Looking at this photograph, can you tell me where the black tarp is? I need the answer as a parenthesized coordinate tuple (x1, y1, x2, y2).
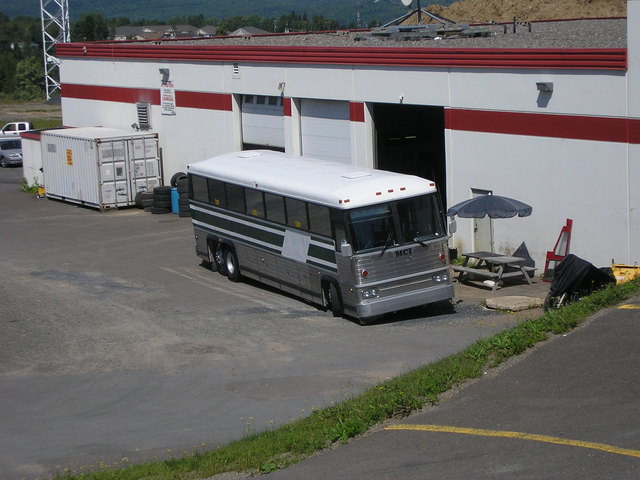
(549, 254, 614, 297)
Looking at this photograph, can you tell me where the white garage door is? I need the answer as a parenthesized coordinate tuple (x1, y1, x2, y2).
(301, 99, 351, 163)
(242, 95, 285, 149)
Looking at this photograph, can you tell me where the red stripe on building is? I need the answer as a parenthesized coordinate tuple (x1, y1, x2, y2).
(445, 108, 635, 143)
(629, 118, 640, 144)
(55, 44, 627, 71)
(60, 84, 639, 144)
(350, 102, 365, 122)
(61, 84, 232, 111)
(62, 84, 159, 104)
(175, 91, 232, 111)
(283, 97, 292, 117)
(21, 132, 41, 140)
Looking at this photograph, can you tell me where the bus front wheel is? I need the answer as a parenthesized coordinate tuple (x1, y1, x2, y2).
(224, 248, 241, 282)
(327, 282, 343, 318)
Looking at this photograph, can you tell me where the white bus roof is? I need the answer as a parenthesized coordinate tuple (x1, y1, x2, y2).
(188, 150, 438, 209)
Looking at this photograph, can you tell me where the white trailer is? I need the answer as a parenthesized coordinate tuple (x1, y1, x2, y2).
(40, 127, 162, 210)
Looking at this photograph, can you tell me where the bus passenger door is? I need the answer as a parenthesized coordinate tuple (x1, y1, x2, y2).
(279, 229, 312, 296)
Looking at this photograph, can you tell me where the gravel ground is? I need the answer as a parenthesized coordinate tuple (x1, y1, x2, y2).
(168, 18, 626, 49)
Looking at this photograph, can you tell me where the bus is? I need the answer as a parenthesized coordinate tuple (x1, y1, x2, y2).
(188, 150, 454, 323)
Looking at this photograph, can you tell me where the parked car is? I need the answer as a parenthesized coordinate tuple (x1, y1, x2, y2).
(0, 138, 23, 167)
(1, 121, 33, 136)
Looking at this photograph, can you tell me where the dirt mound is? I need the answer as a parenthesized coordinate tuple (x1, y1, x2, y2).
(426, 0, 627, 23)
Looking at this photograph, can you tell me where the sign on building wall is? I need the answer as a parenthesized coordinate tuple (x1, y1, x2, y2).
(160, 82, 176, 116)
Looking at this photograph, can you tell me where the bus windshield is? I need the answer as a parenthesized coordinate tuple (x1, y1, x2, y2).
(348, 204, 398, 253)
(348, 193, 446, 253)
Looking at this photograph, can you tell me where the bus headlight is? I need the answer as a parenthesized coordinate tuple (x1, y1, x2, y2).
(361, 287, 379, 299)
(432, 273, 450, 283)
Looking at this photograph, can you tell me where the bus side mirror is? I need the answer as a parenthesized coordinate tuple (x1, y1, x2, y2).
(340, 242, 353, 257)
(448, 219, 457, 234)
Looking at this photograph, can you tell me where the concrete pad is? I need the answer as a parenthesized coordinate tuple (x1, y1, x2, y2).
(485, 295, 544, 311)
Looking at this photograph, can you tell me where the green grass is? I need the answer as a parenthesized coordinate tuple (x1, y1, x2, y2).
(0, 99, 62, 130)
(54, 278, 640, 480)
(20, 177, 40, 194)
(31, 117, 63, 129)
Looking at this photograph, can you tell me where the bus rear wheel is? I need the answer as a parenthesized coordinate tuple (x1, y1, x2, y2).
(207, 243, 219, 273)
(224, 248, 241, 282)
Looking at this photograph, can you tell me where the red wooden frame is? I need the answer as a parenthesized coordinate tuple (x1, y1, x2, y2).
(543, 218, 573, 281)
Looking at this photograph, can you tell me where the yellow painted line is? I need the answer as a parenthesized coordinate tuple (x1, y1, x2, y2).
(384, 425, 640, 458)
(618, 304, 640, 309)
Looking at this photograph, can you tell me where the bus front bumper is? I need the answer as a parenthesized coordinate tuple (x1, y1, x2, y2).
(355, 283, 454, 319)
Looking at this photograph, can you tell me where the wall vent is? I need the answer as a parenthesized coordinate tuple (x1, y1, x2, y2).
(233, 63, 240, 78)
(136, 102, 151, 130)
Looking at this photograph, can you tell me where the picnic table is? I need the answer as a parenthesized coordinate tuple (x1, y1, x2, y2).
(451, 250, 534, 291)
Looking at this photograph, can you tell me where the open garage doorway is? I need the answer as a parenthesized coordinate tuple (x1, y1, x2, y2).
(373, 104, 446, 208)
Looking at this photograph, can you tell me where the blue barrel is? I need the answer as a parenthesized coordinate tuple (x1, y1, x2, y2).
(171, 187, 179, 214)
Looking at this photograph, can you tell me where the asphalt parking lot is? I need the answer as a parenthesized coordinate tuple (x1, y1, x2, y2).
(0, 167, 547, 480)
(268, 301, 640, 479)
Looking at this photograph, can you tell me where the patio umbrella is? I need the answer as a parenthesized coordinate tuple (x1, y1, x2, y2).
(447, 194, 532, 219)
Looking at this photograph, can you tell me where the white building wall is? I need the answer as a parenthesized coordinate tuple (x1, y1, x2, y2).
(353, 67, 450, 105)
(21, 136, 44, 186)
(61, 59, 228, 92)
(284, 98, 302, 155)
(448, 131, 630, 266)
(61, 97, 131, 128)
(627, 0, 640, 264)
(56, 2, 639, 267)
(157, 107, 236, 174)
(286, 65, 354, 100)
(449, 69, 627, 115)
(225, 63, 285, 97)
(350, 103, 375, 169)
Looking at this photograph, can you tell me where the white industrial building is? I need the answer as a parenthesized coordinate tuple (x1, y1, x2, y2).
(30, 1, 639, 268)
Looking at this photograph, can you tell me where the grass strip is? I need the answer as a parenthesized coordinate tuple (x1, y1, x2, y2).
(56, 278, 640, 480)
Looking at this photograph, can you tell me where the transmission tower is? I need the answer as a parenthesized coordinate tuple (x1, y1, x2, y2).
(40, 0, 70, 100)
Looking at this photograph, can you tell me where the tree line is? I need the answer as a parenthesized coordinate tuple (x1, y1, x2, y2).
(71, 11, 363, 40)
(1, 11, 370, 101)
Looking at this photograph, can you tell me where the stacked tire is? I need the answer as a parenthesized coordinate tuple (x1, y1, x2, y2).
(135, 190, 154, 211)
(175, 174, 190, 218)
(151, 185, 173, 214)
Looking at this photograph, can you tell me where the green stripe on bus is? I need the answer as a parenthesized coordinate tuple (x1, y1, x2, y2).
(193, 202, 286, 233)
(310, 236, 334, 247)
(195, 221, 282, 256)
(308, 243, 337, 265)
(307, 259, 338, 273)
(193, 209, 284, 248)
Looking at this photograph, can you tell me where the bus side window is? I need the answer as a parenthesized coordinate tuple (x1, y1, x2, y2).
(308, 203, 331, 237)
(245, 189, 265, 218)
(208, 179, 227, 208)
(285, 197, 308, 230)
(191, 175, 209, 202)
(265, 193, 286, 224)
(226, 183, 245, 213)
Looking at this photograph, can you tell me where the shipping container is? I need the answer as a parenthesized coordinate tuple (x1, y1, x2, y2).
(40, 127, 162, 210)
